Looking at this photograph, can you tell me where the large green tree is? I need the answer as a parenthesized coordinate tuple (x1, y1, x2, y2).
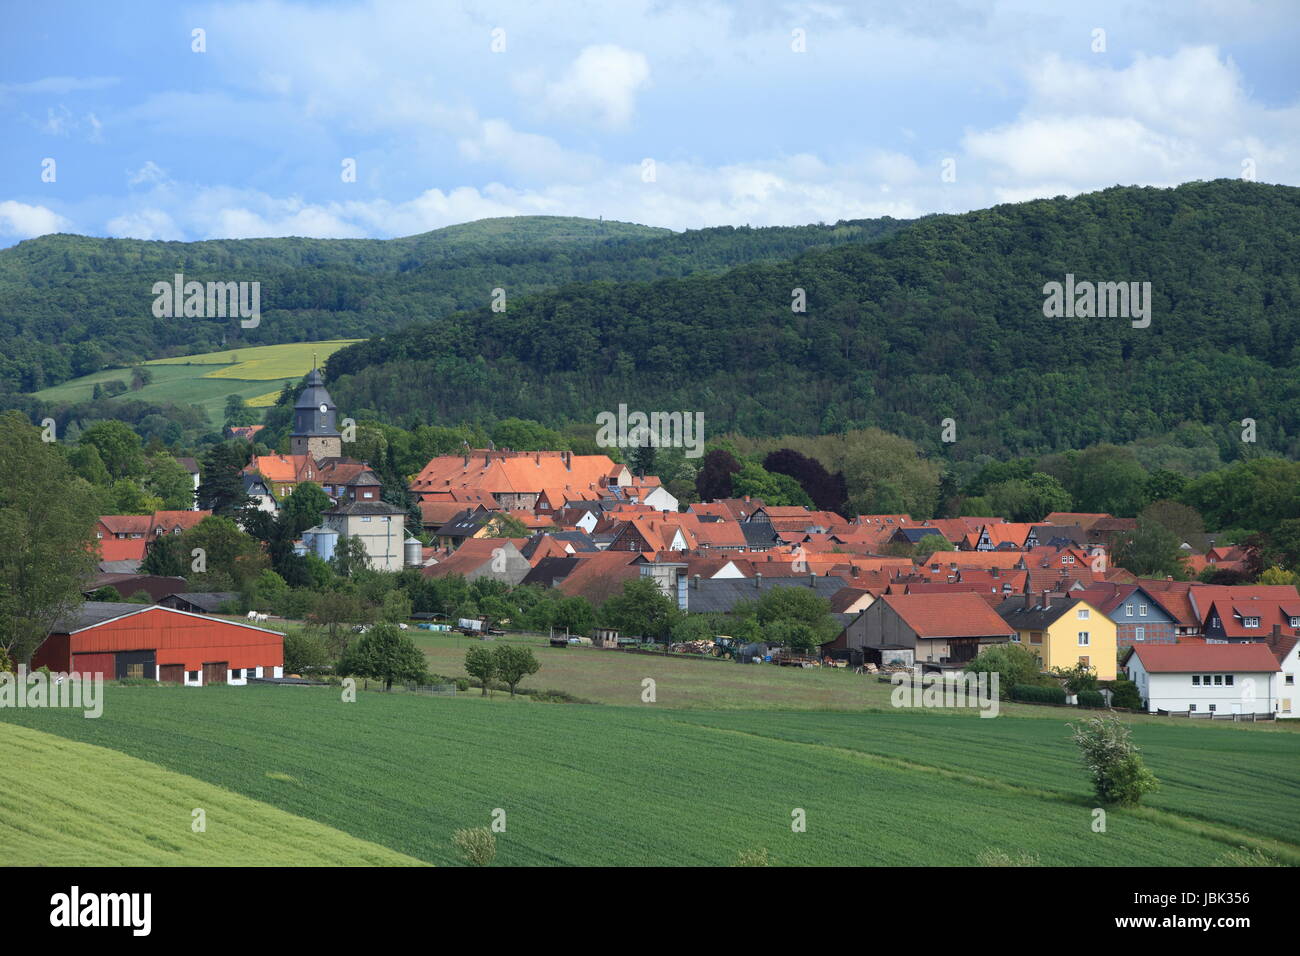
(0, 412, 100, 665)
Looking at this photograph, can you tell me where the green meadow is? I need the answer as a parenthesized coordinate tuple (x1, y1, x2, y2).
(32, 339, 360, 422)
(3, 684, 1295, 867)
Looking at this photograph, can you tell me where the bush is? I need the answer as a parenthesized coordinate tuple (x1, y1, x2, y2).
(1011, 683, 1066, 705)
(734, 848, 773, 867)
(451, 827, 496, 866)
(1077, 690, 1106, 708)
(454, 678, 470, 693)
(283, 629, 331, 673)
(976, 848, 1040, 867)
(966, 643, 1049, 695)
(1069, 715, 1159, 807)
(1107, 679, 1143, 710)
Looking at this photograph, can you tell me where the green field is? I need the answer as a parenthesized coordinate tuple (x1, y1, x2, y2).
(0, 723, 424, 866)
(3, 684, 1296, 866)
(33, 340, 360, 422)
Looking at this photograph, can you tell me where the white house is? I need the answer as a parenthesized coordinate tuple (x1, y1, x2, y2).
(1126, 643, 1281, 716)
(1270, 632, 1299, 718)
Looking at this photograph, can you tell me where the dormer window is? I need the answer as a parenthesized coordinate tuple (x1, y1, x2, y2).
(1244, 616, 1260, 628)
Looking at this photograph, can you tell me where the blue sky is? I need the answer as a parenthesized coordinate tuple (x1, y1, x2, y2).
(2, 0, 1298, 244)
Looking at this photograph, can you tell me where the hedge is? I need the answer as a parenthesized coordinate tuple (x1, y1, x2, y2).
(1077, 690, 1107, 708)
(1011, 684, 1067, 704)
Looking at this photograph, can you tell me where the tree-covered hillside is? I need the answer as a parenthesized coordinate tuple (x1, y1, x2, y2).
(325, 180, 1300, 459)
(0, 215, 908, 392)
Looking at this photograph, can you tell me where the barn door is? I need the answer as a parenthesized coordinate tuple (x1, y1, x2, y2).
(202, 662, 228, 685)
(158, 664, 184, 684)
(115, 650, 156, 680)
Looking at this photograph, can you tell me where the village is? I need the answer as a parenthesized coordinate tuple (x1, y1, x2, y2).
(55, 371, 1300, 721)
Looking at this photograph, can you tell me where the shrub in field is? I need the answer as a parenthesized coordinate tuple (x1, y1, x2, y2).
(1077, 690, 1106, 708)
(1051, 661, 1099, 695)
(454, 678, 470, 693)
(1069, 715, 1159, 807)
(1011, 684, 1066, 705)
(452, 827, 496, 866)
(734, 848, 773, 867)
(977, 848, 1040, 867)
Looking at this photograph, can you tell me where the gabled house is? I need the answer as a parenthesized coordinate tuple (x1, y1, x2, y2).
(996, 592, 1118, 680)
(1124, 643, 1281, 716)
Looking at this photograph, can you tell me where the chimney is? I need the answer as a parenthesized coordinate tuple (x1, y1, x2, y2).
(990, 566, 999, 578)
(693, 574, 700, 590)
(1041, 589, 1051, 610)
(756, 573, 762, 588)
(563, 451, 572, 470)
(1024, 590, 1034, 609)
(1272, 623, 1281, 640)
(850, 565, 859, 578)
(462, 451, 469, 467)
(809, 573, 816, 588)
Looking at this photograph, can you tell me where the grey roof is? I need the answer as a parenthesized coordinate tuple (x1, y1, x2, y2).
(741, 523, 779, 548)
(98, 559, 142, 573)
(995, 596, 1080, 630)
(893, 527, 945, 543)
(520, 557, 580, 588)
(327, 499, 405, 516)
(685, 577, 850, 615)
(164, 591, 238, 612)
(294, 368, 336, 411)
(435, 508, 493, 536)
(53, 602, 148, 633)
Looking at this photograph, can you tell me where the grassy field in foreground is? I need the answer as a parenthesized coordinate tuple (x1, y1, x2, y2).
(0, 723, 425, 866)
(3, 685, 1295, 866)
(412, 632, 1300, 730)
(32, 340, 359, 421)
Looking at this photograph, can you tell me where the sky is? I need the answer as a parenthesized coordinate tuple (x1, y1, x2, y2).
(1, 0, 1298, 245)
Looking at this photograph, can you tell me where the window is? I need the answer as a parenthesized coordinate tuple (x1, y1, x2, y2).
(1244, 616, 1260, 628)
(1078, 656, 1089, 667)
(1030, 632, 1042, 645)
(1077, 608, 1090, 620)
(1139, 604, 1147, 617)
(1189, 704, 1197, 712)
(1077, 632, 1090, 646)
(187, 671, 199, 682)
(1125, 604, 1133, 617)
(361, 516, 372, 522)
(1213, 675, 1223, 685)
(1192, 675, 1200, 685)
(1135, 627, 1145, 642)
(1287, 675, 1295, 686)
(231, 668, 242, 680)
(1011, 632, 1021, 642)
(1291, 617, 1300, 628)
(1209, 704, 1217, 712)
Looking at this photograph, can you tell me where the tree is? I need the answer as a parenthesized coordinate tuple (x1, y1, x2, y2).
(754, 586, 840, 648)
(197, 441, 252, 516)
(600, 578, 677, 641)
(695, 449, 741, 502)
(224, 394, 261, 427)
(78, 420, 145, 481)
(308, 591, 368, 657)
(912, 534, 952, 562)
(140, 532, 190, 577)
(964, 643, 1047, 695)
(1113, 520, 1189, 579)
(1068, 715, 1159, 807)
(184, 515, 268, 590)
(379, 589, 413, 623)
(280, 481, 332, 535)
(763, 448, 847, 512)
(337, 621, 427, 691)
(1139, 500, 1207, 551)
(330, 534, 371, 577)
(732, 461, 813, 508)
(1067, 444, 1149, 517)
(492, 643, 540, 696)
(0, 412, 101, 665)
(1051, 661, 1099, 695)
(986, 472, 1072, 523)
(487, 514, 530, 538)
(144, 454, 198, 510)
(839, 429, 941, 518)
(464, 644, 496, 696)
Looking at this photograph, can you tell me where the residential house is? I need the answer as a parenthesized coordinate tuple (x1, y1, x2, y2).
(996, 592, 1118, 680)
(832, 593, 1016, 668)
(1125, 643, 1281, 716)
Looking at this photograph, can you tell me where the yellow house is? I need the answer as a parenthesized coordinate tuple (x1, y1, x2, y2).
(996, 594, 1118, 680)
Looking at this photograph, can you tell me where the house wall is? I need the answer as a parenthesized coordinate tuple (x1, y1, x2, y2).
(326, 513, 405, 571)
(1128, 658, 1276, 714)
(1044, 606, 1117, 680)
(1277, 647, 1298, 719)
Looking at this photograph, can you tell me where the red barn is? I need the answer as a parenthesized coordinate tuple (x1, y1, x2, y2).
(32, 602, 284, 686)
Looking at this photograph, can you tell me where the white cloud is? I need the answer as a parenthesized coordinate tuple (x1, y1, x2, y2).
(0, 201, 72, 239)
(105, 208, 183, 241)
(526, 44, 651, 129)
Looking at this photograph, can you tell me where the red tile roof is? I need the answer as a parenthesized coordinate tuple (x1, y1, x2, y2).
(880, 593, 1017, 639)
(1129, 643, 1281, 673)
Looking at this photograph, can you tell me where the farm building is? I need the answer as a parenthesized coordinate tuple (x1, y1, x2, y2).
(31, 603, 284, 686)
(158, 592, 239, 615)
(827, 593, 1016, 669)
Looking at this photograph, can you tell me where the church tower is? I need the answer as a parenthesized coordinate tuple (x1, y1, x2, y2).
(290, 366, 343, 460)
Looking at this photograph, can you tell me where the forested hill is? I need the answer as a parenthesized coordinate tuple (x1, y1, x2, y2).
(0, 214, 909, 392)
(325, 180, 1300, 458)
